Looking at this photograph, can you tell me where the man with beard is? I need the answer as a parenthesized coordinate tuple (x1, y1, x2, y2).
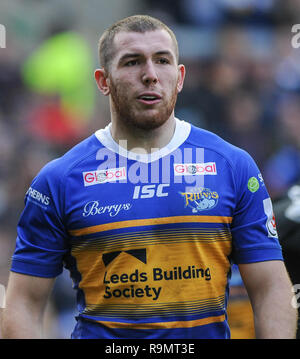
(2, 15, 297, 339)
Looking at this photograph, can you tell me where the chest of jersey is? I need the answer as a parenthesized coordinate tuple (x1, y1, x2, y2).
(64, 152, 233, 315)
(65, 153, 235, 230)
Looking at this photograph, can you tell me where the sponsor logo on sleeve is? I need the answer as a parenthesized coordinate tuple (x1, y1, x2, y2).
(83, 167, 127, 186)
(174, 162, 217, 176)
(248, 177, 260, 193)
(263, 198, 278, 238)
(26, 187, 50, 207)
(258, 173, 265, 186)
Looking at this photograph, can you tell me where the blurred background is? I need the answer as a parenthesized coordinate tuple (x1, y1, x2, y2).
(0, 0, 300, 339)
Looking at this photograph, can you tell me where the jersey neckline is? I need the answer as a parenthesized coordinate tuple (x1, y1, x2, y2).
(94, 118, 191, 163)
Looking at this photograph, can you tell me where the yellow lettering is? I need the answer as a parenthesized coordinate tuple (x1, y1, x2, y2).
(182, 192, 194, 206)
(212, 192, 219, 199)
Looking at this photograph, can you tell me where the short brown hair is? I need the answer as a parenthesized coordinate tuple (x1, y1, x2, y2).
(98, 15, 179, 72)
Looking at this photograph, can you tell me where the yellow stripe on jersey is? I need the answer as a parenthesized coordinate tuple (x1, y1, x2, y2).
(69, 215, 233, 237)
(94, 314, 226, 329)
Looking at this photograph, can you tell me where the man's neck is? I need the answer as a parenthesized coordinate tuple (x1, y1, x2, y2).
(110, 115, 176, 154)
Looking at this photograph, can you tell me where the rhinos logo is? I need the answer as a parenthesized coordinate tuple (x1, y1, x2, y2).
(180, 188, 219, 213)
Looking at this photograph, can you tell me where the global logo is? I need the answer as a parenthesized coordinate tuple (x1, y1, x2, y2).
(96, 172, 108, 183)
(174, 162, 217, 176)
(187, 165, 197, 174)
(180, 187, 219, 213)
(82, 167, 127, 186)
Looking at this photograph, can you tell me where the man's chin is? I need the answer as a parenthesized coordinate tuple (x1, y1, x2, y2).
(129, 115, 170, 131)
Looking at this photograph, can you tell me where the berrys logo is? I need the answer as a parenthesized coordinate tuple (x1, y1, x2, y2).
(174, 162, 217, 176)
(82, 201, 132, 217)
(83, 167, 126, 186)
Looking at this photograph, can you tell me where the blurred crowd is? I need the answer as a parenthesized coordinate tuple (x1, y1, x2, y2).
(0, 0, 300, 338)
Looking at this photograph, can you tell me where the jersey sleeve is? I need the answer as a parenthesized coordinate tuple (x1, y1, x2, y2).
(230, 149, 283, 264)
(11, 160, 69, 278)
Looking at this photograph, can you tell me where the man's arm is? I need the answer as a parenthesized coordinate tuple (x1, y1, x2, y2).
(239, 260, 298, 339)
(1, 272, 55, 339)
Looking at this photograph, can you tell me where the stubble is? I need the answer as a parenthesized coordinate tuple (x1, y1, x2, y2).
(109, 76, 178, 131)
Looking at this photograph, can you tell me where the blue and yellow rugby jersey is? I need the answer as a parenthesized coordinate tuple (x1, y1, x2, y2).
(11, 119, 283, 339)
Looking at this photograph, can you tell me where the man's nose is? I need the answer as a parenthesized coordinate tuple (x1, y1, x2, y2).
(141, 61, 158, 85)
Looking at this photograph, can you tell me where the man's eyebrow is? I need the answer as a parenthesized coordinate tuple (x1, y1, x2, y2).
(154, 50, 173, 57)
(118, 50, 174, 63)
(118, 53, 141, 63)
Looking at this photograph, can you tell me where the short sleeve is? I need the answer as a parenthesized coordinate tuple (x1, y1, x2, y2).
(11, 160, 69, 278)
(230, 150, 283, 264)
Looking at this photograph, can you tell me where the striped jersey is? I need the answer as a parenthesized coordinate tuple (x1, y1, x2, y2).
(11, 118, 283, 339)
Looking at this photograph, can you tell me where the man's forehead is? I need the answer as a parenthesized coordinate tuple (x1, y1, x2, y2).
(113, 29, 176, 57)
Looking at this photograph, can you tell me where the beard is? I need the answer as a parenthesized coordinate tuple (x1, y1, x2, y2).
(109, 77, 178, 131)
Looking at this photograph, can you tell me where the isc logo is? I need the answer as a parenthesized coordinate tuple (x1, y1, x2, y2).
(133, 184, 169, 199)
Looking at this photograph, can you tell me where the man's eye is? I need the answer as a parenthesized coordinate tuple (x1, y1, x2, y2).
(125, 60, 138, 66)
(158, 58, 170, 64)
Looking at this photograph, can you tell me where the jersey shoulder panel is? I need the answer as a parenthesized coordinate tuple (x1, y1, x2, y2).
(185, 124, 260, 195)
(42, 134, 103, 179)
(186, 124, 253, 167)
(28, 134, 102, 217)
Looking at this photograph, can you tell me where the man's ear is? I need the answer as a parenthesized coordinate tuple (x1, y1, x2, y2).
(94, 68, 110, 96)
(176, 64, 186, 93)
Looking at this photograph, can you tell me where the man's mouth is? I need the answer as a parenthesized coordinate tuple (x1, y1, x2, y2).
(137, 93, 162, 105)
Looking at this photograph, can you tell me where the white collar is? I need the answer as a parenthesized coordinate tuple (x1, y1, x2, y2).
(95, 118, 191, 163)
